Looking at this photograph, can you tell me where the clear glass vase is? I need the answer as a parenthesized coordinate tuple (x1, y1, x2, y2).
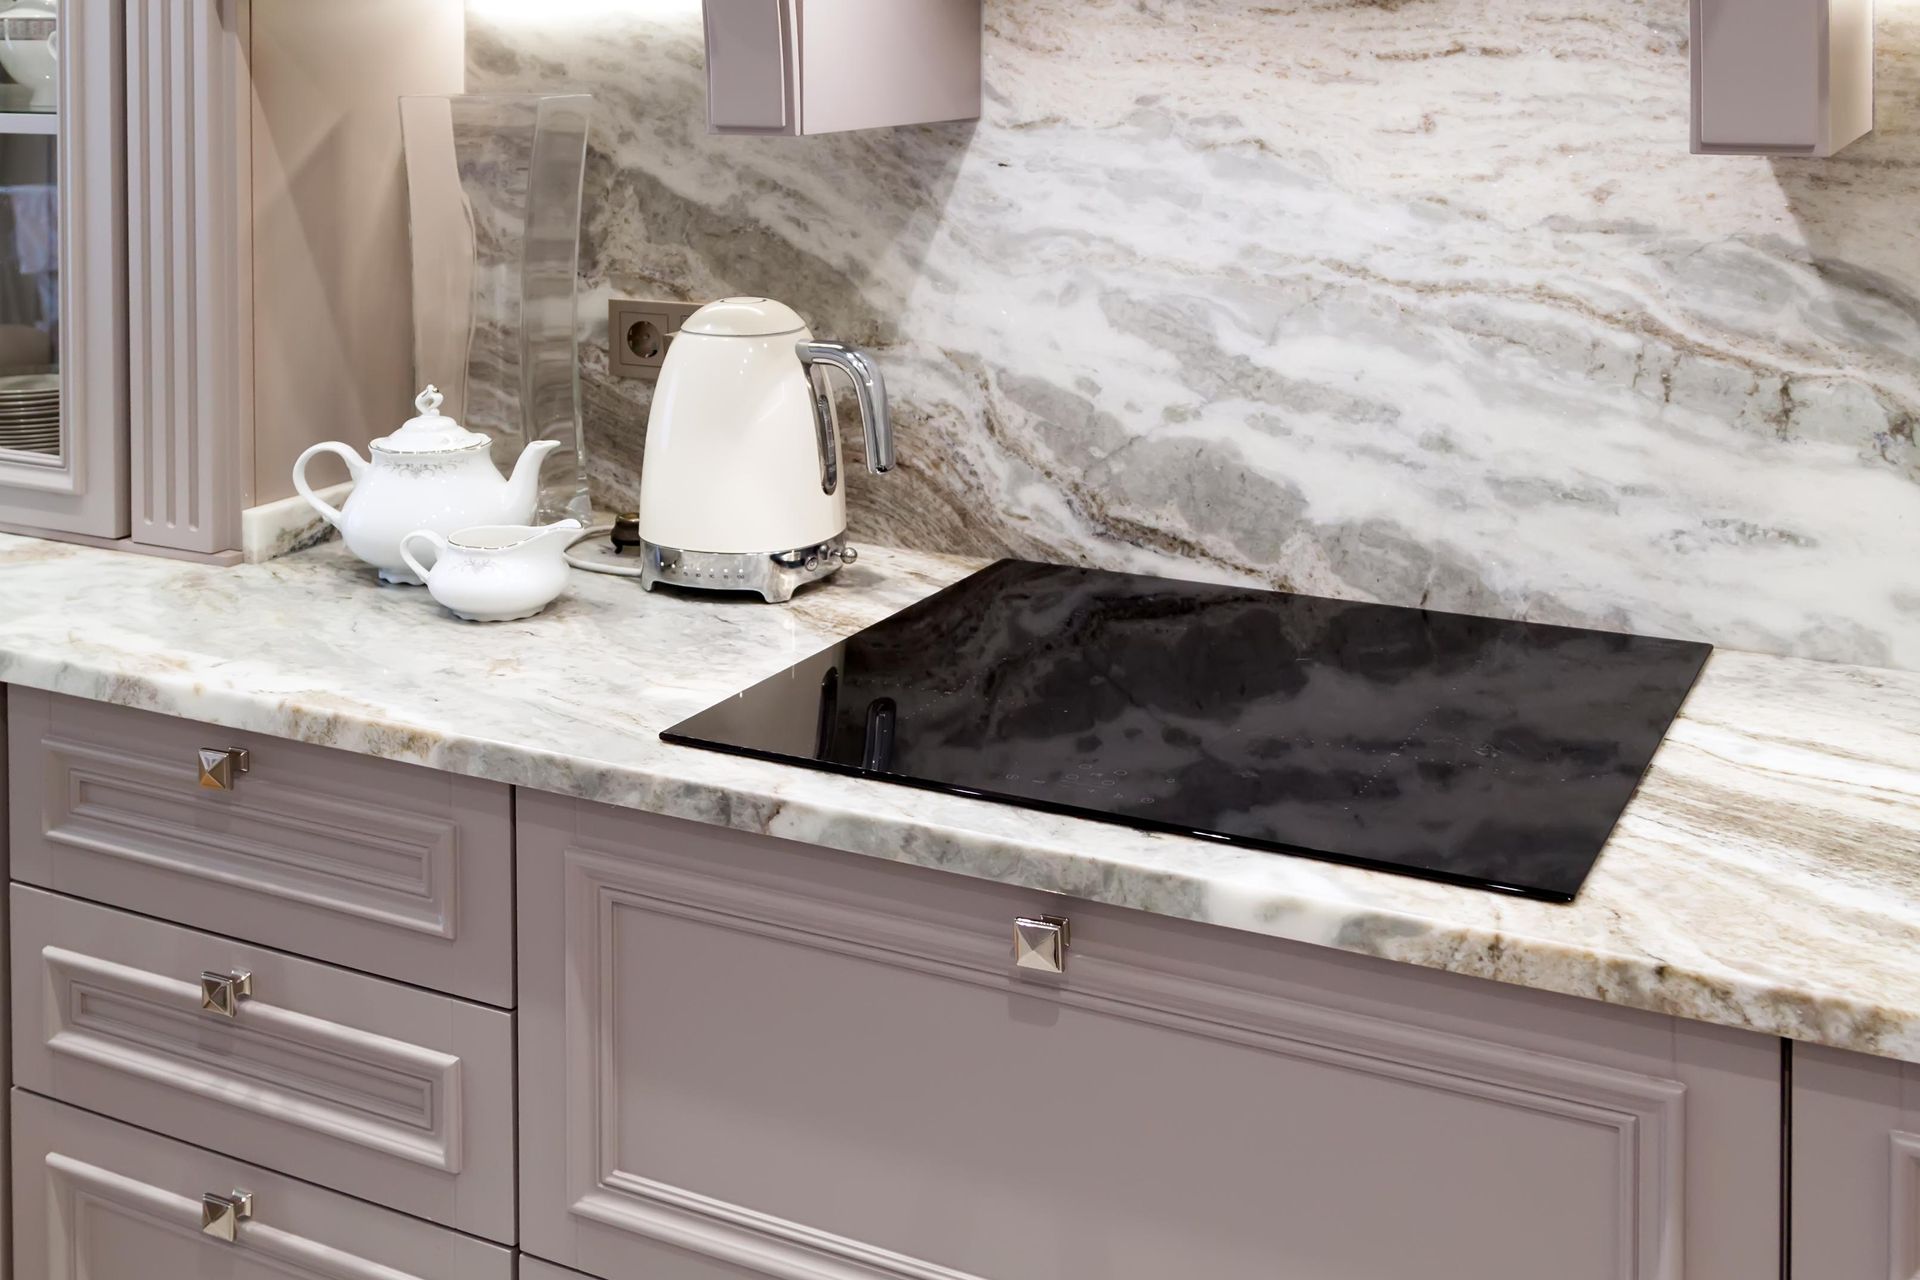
(401, 93, 593, 523)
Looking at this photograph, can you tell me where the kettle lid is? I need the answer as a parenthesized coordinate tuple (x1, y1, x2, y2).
(680, 297, 807, 338)
(373, 386, 491, 454)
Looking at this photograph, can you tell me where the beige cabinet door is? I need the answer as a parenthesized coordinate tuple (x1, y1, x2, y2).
(518, 790, 1781, 1280)
(1792, 1044, 1920, 1279)
(12, 1090, 513, 1279)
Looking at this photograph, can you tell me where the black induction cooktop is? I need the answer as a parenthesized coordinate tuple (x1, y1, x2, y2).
(662, 561, 1712, 901)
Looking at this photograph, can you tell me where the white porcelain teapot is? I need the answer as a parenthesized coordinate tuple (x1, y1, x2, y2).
(293, 387, 559, 584)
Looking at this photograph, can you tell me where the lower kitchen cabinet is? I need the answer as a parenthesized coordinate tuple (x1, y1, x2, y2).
(517, 790, 1782, 1280)
(520, 1259, 621, 1280)
(0, 688, 9, 1280)
(1791, 1043, 1920, 1279)
(11, 1090, 513, 1279)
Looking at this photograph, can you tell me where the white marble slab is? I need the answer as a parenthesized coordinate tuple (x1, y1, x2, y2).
(241, 484, 346, 564)
(467, 0, 1920, 670)
(1, 530, 1917, 1060)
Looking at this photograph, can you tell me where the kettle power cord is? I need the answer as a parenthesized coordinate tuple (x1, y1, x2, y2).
(563, 523, 649, 578)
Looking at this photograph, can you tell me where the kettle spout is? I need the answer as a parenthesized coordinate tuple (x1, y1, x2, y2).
(505, 440, 563, 518)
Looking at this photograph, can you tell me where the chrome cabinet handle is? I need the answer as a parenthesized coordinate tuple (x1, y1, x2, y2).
(197, 747, 250, 790)
(1013, 915, 1071, 974)
(201, 1189, 254, 1241)
(199, 970, 253, 1018)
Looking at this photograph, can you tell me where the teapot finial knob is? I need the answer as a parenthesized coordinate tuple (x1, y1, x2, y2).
(415, 385, 444, 417)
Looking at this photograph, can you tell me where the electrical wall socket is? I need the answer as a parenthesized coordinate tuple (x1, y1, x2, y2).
(609, 299, 704, 380)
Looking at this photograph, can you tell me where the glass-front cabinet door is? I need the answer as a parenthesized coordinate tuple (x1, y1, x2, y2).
(0, 0, 126, 539)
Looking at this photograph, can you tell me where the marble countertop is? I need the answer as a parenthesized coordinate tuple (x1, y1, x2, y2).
(2, 532, 1917, 1062)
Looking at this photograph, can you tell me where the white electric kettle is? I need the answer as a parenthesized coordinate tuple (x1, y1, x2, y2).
(636, 297, 893, 603)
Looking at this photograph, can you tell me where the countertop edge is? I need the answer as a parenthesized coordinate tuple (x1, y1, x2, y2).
(4, 646, 1908, 1065)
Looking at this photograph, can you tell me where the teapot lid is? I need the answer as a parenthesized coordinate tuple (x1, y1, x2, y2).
(372, 387, 491, 455)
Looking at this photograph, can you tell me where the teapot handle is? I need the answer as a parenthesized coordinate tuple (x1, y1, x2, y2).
(292, 442, 369, 530)
(399, 530, 447, 585)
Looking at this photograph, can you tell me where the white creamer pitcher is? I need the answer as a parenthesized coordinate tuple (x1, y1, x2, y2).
(400, 519, 583, 622)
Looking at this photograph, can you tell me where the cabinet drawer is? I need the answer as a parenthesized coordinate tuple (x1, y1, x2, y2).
(12, 886, 516, 1244)
(13, 1091, 514, 1280)
(518, 792, 1779, 1280)
(7, 687, 513, 1005)
(523, 1260, 622, 1280)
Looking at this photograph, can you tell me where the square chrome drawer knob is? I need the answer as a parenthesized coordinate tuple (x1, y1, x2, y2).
(1013, 915, 1070, 974)
(201, 1189, 254, 1241)
(197, 747, 251, 790)
(200, 969, 254, 1018)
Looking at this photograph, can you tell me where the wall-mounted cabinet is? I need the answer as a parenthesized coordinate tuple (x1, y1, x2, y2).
(703, 0, 981, 136)
(0, 0, 464, 560)
(1692, 0, 1873, 156)
(0, 0, 126, 539)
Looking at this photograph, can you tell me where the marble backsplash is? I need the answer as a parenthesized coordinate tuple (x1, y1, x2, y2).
(466, 0, 1920, 669)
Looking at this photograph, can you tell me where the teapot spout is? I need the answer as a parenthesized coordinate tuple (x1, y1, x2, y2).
(505, 440, 563, 520)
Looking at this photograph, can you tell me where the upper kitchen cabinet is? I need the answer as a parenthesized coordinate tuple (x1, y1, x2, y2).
(704, 0, 981, 136)
(0, 1, 127, 539)
(1692, 0, 1872, 156)
(0, 0, 464, 557)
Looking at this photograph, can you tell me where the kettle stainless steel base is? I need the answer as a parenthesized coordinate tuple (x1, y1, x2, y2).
(637, 536, 859, 604)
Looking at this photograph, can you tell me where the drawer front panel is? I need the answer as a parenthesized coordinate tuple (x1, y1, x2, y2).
(13, 886, 515, 1244)
(525, 1242, 770, 1280)
(523, 1256, 771, 1280)
(13, 1091, 514, 1280)
(7, 688, 512, 1005)
(518, 795, 1726, 1280)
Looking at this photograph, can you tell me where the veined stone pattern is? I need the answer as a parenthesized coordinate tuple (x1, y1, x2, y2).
(468, 0, 1920, 668)
(3, 528, 1920, 1060)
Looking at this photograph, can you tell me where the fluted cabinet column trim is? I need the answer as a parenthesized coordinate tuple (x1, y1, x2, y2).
(125, 0, 252, 554)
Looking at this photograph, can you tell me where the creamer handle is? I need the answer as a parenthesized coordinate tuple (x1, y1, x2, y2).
(399, 530, 447, 585)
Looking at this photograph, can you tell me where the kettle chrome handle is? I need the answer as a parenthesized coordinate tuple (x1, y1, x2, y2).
(796, 341, 894, 495)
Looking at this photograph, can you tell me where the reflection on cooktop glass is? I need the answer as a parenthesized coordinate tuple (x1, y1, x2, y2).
(663, 561, 1712, 901)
